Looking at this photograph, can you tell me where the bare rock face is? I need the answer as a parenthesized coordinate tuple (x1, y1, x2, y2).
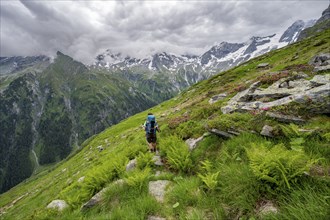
(148, 180, 171, 203)
(47, 200, 68, 211)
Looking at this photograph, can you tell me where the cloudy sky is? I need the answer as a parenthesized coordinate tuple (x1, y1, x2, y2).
(0, 0, 328, 64)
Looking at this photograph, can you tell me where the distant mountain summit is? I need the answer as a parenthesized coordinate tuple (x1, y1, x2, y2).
(93, 19, 311, 85)
(297, 4, 330, 41)
(279, 20, 316, 43)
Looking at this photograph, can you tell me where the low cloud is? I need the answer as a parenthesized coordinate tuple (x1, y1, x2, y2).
(0, 0, 328, 64)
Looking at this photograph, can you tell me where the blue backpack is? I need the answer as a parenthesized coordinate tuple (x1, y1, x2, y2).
(145, 115, 156, 135)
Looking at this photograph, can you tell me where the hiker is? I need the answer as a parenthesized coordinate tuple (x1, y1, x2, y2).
(143, 113, 160, 152)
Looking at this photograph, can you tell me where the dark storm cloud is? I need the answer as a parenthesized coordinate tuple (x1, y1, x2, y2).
(0, 0, 328, 64)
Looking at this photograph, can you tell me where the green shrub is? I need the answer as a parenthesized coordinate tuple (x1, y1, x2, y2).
(159, 136, 193, 173)
(246, 143, 316, 193)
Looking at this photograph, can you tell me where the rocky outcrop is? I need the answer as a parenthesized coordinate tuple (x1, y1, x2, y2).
(47, 200, 68, 211)
(221, 73, 330, 114)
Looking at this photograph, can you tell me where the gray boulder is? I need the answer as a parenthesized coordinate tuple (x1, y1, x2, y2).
(257, 63, 269, 68)
(260, 125, 274, 137)
(81, 188, 107, 210)
(47, 200, 68, 211)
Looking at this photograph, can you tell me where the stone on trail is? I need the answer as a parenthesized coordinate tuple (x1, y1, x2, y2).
(153, 155, 164, 166)
(149, 180, 171, 203)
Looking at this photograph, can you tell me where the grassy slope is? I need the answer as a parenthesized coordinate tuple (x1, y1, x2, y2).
(1, 29, 329, 220)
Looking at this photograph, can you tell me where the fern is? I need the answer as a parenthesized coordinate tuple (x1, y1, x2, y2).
(125, 168, 151, 190)
(280, 123, 301, 138)
(198, 160, 219, 191)
(159, 136, 193, 173)
(136, 152, 154, 170)
(246, 143, 315, 193)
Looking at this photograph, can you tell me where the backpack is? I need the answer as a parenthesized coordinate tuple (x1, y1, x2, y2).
(145, 115, 156, 135)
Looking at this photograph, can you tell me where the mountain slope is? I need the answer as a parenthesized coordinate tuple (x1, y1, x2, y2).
(0, 52, 164, 193)
(1, 28, 329, 220)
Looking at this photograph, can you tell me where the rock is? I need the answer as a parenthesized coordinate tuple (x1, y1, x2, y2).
(185, 136, 204, 151)
(209, 93, 227, 104)
(221, 73, 330, 114)
(257, 200, 278, 215)
(314, 65, 330, 72)
(126, 159, 137, 171)
(260, 125, 274, 137)
(113, 179, 125, 185)
(209, 129, 233, 139)
(257, 63, 269, 68)
(78, 176, 85, 183)
(148, 216, 166, 220)
(153, 155, 164, 166)
(96, 145, 104, 151)
(308, 74, 330, 87)
(309, 53, 330, 65)
(47, 200, 68, 211)
(266, 112, 305, 124)
(149, 180, 171, 203)
(81, 188, 107, 210)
